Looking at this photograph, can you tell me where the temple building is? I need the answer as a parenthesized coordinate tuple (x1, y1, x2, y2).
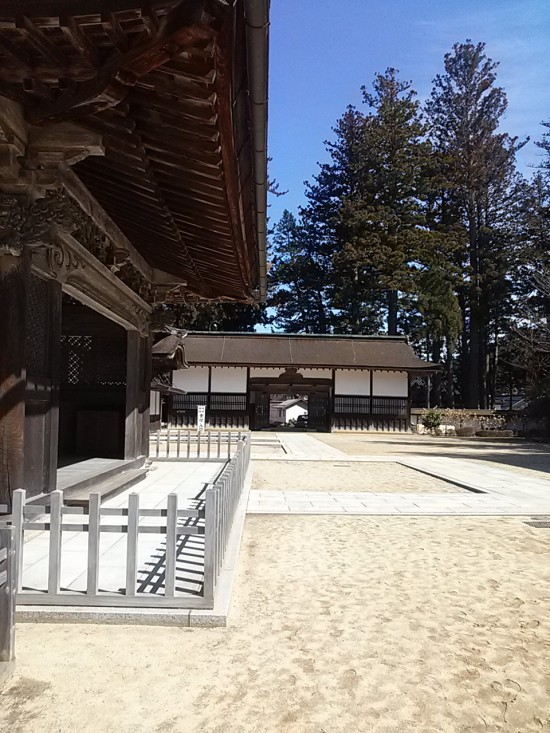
(166, 332, 437, 432)
(0, 0, 269, 510)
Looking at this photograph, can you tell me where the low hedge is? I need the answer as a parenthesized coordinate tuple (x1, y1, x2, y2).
(455, 426, 476, 437)
(475, 429, 514, 438)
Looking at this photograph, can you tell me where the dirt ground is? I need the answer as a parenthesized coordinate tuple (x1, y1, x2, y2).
(251, 460, 462, 493)
(3, 513, 550, 733)
(316, 433, 550, 479)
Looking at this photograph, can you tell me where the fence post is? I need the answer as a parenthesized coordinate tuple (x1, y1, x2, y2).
(207, 431, 211, 459)
(165, 493, 178, 597)
(217, 430, 221, 459)
(166, 427, 171, 458)
(156, 430, 160, 458)
(0, 526, 16, 666)
(203, 486, 217, 603)
(126, 493, 139, 596)
(87, 492, 100, 596)
(227, 431, 231, 458)
(176, 429, 181, 459)
(186, 430, 191, 459)
(48, 490, 63, 595)
(11, 490, 25, 593)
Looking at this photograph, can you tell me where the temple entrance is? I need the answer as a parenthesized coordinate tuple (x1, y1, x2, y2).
(249, 369, 332, 432)
(58, 296, 128, 466)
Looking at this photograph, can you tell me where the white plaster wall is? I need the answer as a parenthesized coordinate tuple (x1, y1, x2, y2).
(334, 370, 370, 396)
(372, 370, 408, 397)
(299, 369, 332, 379)
(210, 367, 247, 393)
(286, 404, 307, 422)
(172, 367, 209, 392)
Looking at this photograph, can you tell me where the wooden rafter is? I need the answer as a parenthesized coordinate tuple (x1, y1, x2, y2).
(26, 1, 224, 124)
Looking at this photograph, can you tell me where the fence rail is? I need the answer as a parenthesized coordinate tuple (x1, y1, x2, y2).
(4, 436, 251, 609)
(0, 526, 16, 675)
(204, 431, 251, 602)
(149, 428, 246, 461)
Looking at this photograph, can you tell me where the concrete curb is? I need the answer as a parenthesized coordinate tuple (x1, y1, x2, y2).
(16, 466, 253, 628)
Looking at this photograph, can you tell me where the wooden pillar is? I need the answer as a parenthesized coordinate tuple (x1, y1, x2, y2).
(46, 280, 62, 491)
(426, 375, 431, 409)
(0, 246, 30, 512)
(124, 330, 140, 460)
(140, 334, 152, 458)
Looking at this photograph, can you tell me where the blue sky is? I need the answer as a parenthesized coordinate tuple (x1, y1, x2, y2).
(267, 0, 550, 223)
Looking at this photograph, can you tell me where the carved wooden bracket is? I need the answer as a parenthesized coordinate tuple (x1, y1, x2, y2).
(33, 228, 152, 335)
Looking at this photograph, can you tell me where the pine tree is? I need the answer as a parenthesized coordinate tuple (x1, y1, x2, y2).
(267, 210, 330, 332)
(425, 41, 523, 407)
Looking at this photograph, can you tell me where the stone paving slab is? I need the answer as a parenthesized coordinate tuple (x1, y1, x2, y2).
(247, 433, 550, 516)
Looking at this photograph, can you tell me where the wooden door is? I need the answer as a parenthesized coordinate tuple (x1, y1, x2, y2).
(308, 392, 330, 431)
(252, 392, 270, 430)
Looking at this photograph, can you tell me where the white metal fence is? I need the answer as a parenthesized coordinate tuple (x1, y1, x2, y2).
(4, 435, 251, 609)
(149, 428, 246, 461)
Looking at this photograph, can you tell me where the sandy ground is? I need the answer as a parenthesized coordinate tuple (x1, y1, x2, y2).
(3, 514, 550, 733)
(252, 460, 461, 493)
(317, 433, 550, 478)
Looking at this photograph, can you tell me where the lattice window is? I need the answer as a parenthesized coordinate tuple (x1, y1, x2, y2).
(209, 394, 247, 411)
(26, 275, 50, 377)
(371, 397, 408, 417)
(172, 393, 208, 410)
(61, 335, 126, 387)
(334, 395, 408, 416)
(334, 396, 370, 414)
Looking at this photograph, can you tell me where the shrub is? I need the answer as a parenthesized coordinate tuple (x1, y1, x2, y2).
(421, 408, 443, 433)
(456, 426, 476, 437)
(475, 429, 514, 438)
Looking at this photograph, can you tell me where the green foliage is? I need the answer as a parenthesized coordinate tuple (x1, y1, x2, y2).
(153, 301, 267, 333)
(266, 41, 549, 412)
(421, 408, 443, 432)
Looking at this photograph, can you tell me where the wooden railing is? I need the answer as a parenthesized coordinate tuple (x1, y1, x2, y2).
(3, 436, 251, 610)
(0, 525, 16, 680)
(149, 428, 247, 461)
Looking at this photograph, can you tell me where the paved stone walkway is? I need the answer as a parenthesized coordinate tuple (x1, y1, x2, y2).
(20, 461, 221, 595)
(248, 433, 550, 516)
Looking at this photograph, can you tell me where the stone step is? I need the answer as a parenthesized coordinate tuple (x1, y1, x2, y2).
(64, 468, 148, 507)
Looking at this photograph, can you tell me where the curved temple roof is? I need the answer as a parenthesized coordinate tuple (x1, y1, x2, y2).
(0, 1, 268, 303)
(182, 333, 439, 372)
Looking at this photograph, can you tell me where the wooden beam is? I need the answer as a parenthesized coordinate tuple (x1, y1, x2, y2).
(59, 15, 99, 68)
(0, 1, 180, 18)
(101, 12, 129, 53)
(27, 1, 225, 124)
(16, 16, 67, 69)
(61, 167, 153, 282)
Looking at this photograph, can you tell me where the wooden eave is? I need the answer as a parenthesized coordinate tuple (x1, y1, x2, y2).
(0, 1, 263, 303)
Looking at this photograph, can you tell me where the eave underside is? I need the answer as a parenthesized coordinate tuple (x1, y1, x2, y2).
(0, 1, 260, 302)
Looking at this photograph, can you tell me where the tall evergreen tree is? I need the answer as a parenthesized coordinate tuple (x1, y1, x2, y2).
(267, 210, 330, 332)
(425, 41, 523, 407)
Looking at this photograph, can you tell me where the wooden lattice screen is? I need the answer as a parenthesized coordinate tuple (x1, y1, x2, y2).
(61, 335, 126, 387)
(25, 275, 50, 378)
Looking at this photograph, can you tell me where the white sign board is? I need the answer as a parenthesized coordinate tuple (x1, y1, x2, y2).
(197, 405, 206, 434)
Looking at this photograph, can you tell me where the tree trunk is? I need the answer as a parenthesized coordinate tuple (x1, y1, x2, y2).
(387, 289, 398, 335)
(445, 337, 455, 408)
(431, 337, 442, 406)
(466, 196, 480, 408)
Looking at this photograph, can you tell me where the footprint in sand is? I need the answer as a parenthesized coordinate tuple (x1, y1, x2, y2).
(341, 668, 358, 693)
